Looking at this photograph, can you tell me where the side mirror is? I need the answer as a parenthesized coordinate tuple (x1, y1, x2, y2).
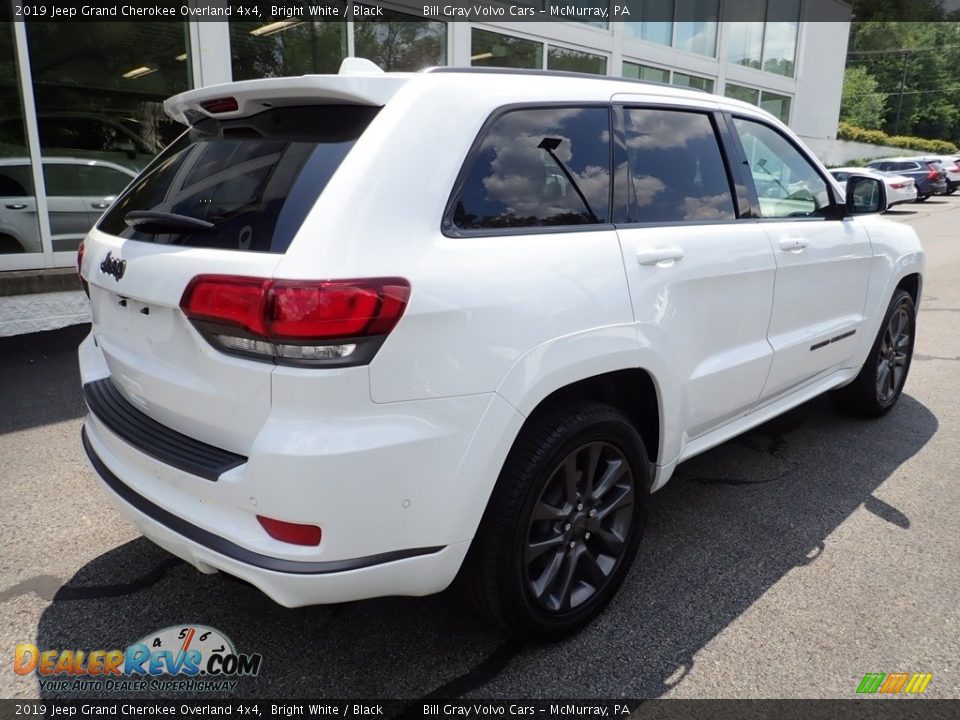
(845, 175, 887, 215)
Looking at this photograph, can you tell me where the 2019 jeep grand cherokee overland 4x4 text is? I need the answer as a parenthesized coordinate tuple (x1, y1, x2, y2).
(77, 62, 924, 639)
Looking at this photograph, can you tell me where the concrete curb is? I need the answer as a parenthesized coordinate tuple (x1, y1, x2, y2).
(0, 269, 81, 297)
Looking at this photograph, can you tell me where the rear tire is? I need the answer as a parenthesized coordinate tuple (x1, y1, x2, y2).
(459, 402, 650, 640)
(0, 234, 23, 253)
(831, 289, 915, 418)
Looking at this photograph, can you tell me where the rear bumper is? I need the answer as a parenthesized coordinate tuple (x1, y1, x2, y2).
(82, 425, 470, 606)
(78, 330, 521, 606)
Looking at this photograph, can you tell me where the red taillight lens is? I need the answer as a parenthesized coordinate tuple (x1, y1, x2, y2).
(890, 182, 905, 189)
(77, 240, 90, 298)
(270, 283, 382, 340)
(180, 275, 271, 335)
(200, 97, 239, 114)
(256, 516, 321, 546)
(179, 275, 411, 366)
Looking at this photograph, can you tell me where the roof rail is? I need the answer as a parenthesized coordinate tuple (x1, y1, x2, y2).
(421, 66, 711, 93)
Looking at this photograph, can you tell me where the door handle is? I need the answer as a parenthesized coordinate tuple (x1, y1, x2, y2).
(5, 203, 27, 210)
(778, 238, 808, 253)
(91, 202, 110, 210)
(636, 247, 684, 266)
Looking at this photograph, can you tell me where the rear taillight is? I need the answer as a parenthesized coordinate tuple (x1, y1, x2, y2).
(77, 240, 89, 298)
(927, 165, 940, 180)
(257, 516, 321, 546)
(179, 275, 410, 367)
(890, 182, 905, 189)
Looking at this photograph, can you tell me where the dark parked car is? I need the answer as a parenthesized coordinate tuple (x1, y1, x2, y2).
(865, 157, 947, 201)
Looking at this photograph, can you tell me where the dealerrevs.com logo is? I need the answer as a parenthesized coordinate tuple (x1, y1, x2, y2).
(14, 625, 262, 693)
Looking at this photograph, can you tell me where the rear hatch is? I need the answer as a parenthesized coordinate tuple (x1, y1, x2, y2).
(82, 100, 381, 454)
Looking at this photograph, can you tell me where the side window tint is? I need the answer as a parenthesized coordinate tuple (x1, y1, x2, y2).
(622, 109, 735, 223)
(42, 163, 86, 197)
(0, 165, 34, 195)
(79, 166, 133, 196)
(733, 117, 831, 218)
(452, 107, 611, 230)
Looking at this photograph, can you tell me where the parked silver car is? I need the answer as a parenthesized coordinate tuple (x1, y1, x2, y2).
(0, 157, 136, 253)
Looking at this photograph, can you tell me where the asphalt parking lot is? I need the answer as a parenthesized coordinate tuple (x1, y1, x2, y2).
(1, 200, 958, 703)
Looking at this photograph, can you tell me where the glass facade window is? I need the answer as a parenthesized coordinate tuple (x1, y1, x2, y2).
(725, 84, 792, 124)
(354, 9, 446, 71)
(760, 91, 792, 124)
(547, 47, 607, 75)
(725, 0, 765, 70)
(672, 72, 714, 92)
(725, 0, 799, 77)
(625, 0, 673, 47)
(0, 19, 42, 257)
(625, 0, 718, 57)
(674, 0, 719, 57)
(623, 62, 670, 84)
(230, 17, 347, 79)
(471, 29, 542, 69)
(24, 20, 190, 253)
(762, 0, 800, 77)
(725, 83, 760, 105)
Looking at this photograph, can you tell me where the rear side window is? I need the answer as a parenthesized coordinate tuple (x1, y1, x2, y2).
(98, 105, 379, 252)
(0, 165, 34, 195)
(451, 106, 611, 231)
(621, 108, 735, 223)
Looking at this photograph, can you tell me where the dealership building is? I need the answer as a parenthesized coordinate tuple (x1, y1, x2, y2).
(0, 0, 851, 274)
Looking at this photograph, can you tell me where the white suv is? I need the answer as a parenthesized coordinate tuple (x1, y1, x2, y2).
(78, 63, 924, 639)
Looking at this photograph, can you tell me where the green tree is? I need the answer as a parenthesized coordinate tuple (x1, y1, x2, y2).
(840, 66, 887, 129)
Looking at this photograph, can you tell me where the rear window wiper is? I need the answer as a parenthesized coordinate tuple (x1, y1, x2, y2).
(124, 211, 215, 233)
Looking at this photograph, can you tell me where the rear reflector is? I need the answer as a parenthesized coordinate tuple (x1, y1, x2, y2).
(256, 516, 322, 546)
(180, 275, 410, 367)
(200, 97, 239, 114)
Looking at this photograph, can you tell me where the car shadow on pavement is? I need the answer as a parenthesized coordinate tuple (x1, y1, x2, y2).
(0, 324, 89, 435)
(32, 392, 937, 702)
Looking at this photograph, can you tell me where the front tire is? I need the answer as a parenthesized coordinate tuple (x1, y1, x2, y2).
(831, 289, 916, 417)
(459, 402, 650, 640)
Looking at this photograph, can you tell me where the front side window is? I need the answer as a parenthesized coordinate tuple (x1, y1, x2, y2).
(452, 107, 611, 231)
(733, 117, 831, 219)
(622, 108, 735, 223)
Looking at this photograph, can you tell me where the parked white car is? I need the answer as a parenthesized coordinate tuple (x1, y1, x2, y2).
(828, 166, 918, 208)
(78, 62, 924, 639)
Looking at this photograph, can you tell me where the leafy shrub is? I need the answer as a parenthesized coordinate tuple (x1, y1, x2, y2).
(838, 122, 958, 154)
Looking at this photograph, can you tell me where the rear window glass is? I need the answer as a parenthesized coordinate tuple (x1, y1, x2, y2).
(98, 105, 379, 252)
(622, 108, 735, 223)
(451, 106, 611, 230)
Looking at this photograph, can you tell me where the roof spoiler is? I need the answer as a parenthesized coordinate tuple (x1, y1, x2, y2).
(164, 59, 407, 125)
